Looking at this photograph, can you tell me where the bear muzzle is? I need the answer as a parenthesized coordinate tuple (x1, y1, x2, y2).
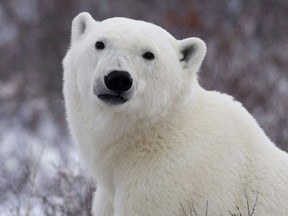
(93, 70, 133, 105)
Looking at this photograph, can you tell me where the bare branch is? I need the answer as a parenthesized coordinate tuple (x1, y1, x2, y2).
(180, 202, 188, 216)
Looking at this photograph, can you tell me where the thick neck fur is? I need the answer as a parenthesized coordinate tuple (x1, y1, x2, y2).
(73, 85, 202, 186)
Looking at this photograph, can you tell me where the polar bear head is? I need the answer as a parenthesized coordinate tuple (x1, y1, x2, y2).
(63, 12, 206, 122)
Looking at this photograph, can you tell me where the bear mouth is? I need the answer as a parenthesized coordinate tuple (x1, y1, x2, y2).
(97, 94, 127, 105)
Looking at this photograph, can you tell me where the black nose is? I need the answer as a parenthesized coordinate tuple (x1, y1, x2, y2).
(104, 71, 133, 92)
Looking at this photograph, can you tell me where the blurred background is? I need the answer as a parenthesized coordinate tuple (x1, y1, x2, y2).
(0, 0, 287, 215)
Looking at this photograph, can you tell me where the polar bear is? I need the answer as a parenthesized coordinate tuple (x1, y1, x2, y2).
(63, 12, 288, 216)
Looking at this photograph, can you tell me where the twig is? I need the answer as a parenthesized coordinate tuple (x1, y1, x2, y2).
(245, 188, 259, 216)
(236, 205, 243, 216)
(244, 189, 250, 216)
(228, 210, 236, 216)
(191, 202, 198, 216)
(250, 188, 259, 216)
(180, 202, 188, 216)
(190, 205, 194, 216)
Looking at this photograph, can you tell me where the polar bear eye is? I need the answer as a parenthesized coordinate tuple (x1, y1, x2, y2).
(142, 52, 155, 60)
(95, 41, 105, 50)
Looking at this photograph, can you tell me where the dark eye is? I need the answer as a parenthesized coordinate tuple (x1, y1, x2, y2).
(95, 41, 105, 50)
(142, 52, 155, 60)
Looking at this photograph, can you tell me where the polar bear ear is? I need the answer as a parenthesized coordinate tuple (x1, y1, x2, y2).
(71, 12, 96, 45)
(178, 37, 207, 71)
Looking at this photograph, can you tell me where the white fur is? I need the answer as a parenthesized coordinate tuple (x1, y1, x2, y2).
(63, 12, 288, 216)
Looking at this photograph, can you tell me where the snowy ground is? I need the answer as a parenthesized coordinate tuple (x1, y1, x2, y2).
(0, 105, 94, 216)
